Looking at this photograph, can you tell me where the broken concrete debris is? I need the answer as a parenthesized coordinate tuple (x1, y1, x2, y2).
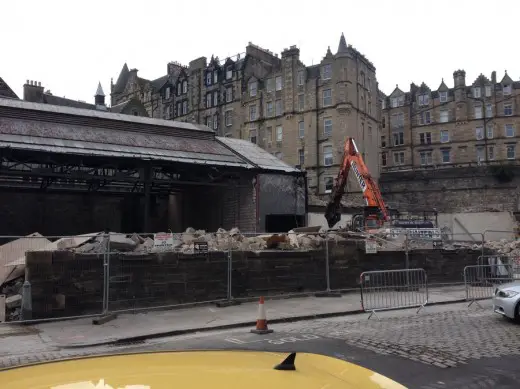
(0, 228, 518, 322)
(477, 238, 520, 257)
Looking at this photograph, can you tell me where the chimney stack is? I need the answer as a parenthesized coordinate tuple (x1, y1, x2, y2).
(23, 79, 44, 103)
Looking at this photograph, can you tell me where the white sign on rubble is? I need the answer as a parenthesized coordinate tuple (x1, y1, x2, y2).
(153, 233, 175, 251)
(389, 228, 441, 241)
(365, 240, 378, 254)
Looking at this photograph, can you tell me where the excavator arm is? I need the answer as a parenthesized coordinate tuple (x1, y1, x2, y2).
(324, 137, 390, 229)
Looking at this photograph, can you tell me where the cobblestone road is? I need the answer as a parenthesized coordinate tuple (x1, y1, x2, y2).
(274, 303, 520, 369)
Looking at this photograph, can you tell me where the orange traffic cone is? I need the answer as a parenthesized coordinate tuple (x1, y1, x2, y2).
(250, 296, 273, 334)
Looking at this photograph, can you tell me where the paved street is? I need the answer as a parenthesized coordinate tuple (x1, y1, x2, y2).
(20, 285, 467, 348)
(2, 301, 520, 388)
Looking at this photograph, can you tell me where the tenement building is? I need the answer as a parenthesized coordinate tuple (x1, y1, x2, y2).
(381, 70, 520, 170)
(110, 34, 380, 203)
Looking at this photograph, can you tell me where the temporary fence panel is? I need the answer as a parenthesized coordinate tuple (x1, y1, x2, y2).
(106, 232, 230, 313)
(477, 254, 520, 279)
(1, 233, 107, 323)
(360, 268, 428, 320)
(229, 232, 330, 300)
(463, 264, 515, 307)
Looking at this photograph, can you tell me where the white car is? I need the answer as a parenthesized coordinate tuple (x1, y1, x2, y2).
(492, 281, 520, 321)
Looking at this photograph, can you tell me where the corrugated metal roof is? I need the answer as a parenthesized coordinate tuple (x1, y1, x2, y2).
(0, 97, 212, 133)
(0, 116, 250, 168)
(217, 137, 300, 173)
(0, 134, 250, 168)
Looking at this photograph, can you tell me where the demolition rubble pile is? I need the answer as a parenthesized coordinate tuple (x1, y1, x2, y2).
(74, 228, 360, 254)
(474, 239, 520, 257)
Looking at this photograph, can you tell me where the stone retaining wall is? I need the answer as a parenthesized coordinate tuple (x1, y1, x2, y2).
(25, 243, 484, 319)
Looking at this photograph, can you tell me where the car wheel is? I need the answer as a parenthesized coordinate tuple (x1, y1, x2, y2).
(515, 302, 520, 323)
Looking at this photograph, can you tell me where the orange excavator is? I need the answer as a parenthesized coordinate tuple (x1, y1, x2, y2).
(324, 137, 390, 230)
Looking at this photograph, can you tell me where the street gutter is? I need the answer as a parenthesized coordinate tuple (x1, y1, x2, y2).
(55, 298, 468, 349)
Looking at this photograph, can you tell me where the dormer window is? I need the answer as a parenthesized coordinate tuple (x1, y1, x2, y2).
(322, 64, 332, 80)
(503, 84, 512, 95)
(213, 71, 218, 84)
(226, 66, 233, 80)
(417, 94, 429, 106)
(485, 85, 492, 97)
(165, 87, 170, 99)
(177, 83, 182, 95)
(473, 87, 481, 98)
(182, 80, 188, 94)
(439, 91, 448, 103)
(381, 99, 386, 109)
(249, 81, 257, 97)
(391, 96, 404, 108)
(206, 72, 212, 86)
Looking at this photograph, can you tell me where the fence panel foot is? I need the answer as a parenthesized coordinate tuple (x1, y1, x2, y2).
(315, 291, 342, 298)
(92, 313, 118, 325)
(367, 310, 380, 321)
(215, 300, 242, 308)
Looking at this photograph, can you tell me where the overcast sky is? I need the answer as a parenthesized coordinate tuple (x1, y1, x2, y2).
(2, 0, 517, 105)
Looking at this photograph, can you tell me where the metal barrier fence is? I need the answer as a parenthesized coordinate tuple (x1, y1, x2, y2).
(406, 231, 485, 258)
(0, 228, 516, 323)
(463, 264, 515, 307)
(359, 268, 428, 320)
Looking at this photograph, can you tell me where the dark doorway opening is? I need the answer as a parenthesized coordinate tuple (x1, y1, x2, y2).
(265, 214, 305, 233)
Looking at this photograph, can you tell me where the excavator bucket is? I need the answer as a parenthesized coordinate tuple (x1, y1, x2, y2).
(325, 201, 341, 229)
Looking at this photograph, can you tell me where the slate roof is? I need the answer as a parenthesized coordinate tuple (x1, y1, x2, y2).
(42, 93, 95, 110)
(217, 137, 299, 173)
(151, 75, 169, 91)
(113, 63, 129, 94)
(0, 98, 303, 175)
(0, 77, 19, 99)
(110, 100, 132, 114)
(337, 33, 348, 55)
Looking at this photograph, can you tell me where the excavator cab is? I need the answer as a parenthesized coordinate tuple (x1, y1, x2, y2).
(362, 206, 385, 230)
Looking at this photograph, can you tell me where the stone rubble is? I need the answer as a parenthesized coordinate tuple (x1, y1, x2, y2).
(474, 239, 520, 257)
(0, 227, 517, 322)
(1, 279, 23, 321)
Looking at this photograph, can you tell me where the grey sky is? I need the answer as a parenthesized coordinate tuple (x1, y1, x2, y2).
(2, 0, 517, 104)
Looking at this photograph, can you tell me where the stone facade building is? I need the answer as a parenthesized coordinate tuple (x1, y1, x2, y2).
(110, 34, 380, 204)
(381, 70, 520, 171)
(23, 80, 149, 116)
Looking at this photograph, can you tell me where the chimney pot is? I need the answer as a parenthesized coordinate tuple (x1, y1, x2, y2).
(26, 80, 29, 84)
(38, 82, 41, 87)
